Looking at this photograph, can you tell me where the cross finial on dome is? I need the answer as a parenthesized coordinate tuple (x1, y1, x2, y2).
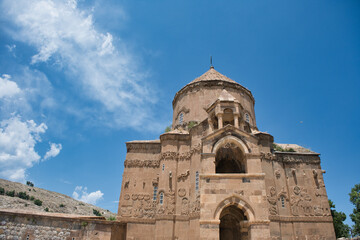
(210, 56, 214, 69)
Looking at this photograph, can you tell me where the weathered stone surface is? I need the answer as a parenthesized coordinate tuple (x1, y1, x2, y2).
(117, 67, 336, 239)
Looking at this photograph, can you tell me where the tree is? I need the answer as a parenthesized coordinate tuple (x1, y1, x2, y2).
(350, 184, 360, 236)
(329, 200, 350, 238)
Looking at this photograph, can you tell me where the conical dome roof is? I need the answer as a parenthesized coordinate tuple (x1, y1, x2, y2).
(189, 66, 237, 85)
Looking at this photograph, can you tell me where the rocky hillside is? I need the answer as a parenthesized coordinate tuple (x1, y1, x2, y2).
(0, 178, 116, 219)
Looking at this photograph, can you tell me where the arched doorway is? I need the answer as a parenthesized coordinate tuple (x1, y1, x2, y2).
(215, 143, 245, 173)
(219, 205, 248, 240)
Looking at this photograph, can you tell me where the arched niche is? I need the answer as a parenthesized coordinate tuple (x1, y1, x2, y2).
(220, 205, 248, 240)
(215, 143, 245, 173)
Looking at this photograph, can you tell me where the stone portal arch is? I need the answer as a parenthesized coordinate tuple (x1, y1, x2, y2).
(214, 195, 255, 222)
(215, 196, 254, 240)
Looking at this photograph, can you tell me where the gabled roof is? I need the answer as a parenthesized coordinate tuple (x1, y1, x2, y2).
(189, 66, 237, 85)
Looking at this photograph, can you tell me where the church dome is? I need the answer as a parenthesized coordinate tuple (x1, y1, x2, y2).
(172, 67, 256, 129)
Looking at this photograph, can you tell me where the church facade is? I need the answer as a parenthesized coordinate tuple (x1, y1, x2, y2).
(117, 67, 336, 240)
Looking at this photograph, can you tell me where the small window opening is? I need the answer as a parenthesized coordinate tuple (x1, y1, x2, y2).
(159, 192, 164, 205)
(26, 235, 30, 240)
(153, 186, 158, 201)
(179, 113, 184, 124)
(195, 171, 199, 191)
(245, 113, 250, 123)
(223, 108, 234, 126)
(162, 164, 165, 171)
(281, 196, 285, 208)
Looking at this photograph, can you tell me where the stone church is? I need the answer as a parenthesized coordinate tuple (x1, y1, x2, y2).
(117, 67, 336, 240)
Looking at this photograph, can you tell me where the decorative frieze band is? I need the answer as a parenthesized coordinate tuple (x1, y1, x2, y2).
(260, 152, 320, 164)
(124, 159, 160, 168)
(160, 143, 201, 161)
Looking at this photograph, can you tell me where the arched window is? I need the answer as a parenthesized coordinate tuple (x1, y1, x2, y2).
(195, 171, 199, 191)
(179, 112, 184, 124)
(153, 186, 158, 201)
(215, 143, 245, 174)
(159, 192, 164, 205)
(223, 108, 234, 126)
(162, 164, 165, 171)
(245, 113, 250, 123)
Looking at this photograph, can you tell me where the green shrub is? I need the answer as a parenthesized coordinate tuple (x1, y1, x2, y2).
(17, 191, 30, 200)
(272, 143, 296, 153)
(93, 209, 102, 216)
(187, 121, 197, 130)
(34, 199, 42, 206)
(26, 181, 34, 187)
(165, 126, 172, 132)
(107, 216, 116, 221)
(59, 204, 65, 207)
(44, 208, 49, 212)
(0, 187, 4, 195)
(30, 196, 35, 201)
(6, 190, 15, 197)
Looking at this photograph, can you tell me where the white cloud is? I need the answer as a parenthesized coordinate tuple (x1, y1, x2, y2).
(44, 142, 62, 160)
(0, 74, 21, 99)
(0, 116, 47, 182)
(72, 186, 104, 205)
(2, 0, 158, 129)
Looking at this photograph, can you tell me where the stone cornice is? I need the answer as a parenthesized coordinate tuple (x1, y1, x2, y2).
(200, 173, 265, 179)
(269, 215, 333, 222)
(172, 80, 254, 109)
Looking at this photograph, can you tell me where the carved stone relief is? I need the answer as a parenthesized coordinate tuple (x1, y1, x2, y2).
(124, 159, 160, 168)
(267, 187, 278, 215)
(275, 169, 281, 179)
(120, 193, 155, 219)
(260, 152, 276, 161)
(178, 188, 186, 197)
(290, 186, 314, 216)
(160, 144, 201, 162)
(164, 190, 175, 215)
(181, 198, 189, 215)
(189, 194, 200, 214)
(177, 170, 190, 182)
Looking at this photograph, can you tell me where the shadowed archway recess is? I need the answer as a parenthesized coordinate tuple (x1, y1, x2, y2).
(215, 143, 245, 173)
(220, 205, 248, 240)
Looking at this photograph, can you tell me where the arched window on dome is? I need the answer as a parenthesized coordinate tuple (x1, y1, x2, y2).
(245, 113, 250, 123)
(179, 112, 184, 125)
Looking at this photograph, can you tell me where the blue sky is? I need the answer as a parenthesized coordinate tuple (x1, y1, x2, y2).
(0, 0, 359, 225)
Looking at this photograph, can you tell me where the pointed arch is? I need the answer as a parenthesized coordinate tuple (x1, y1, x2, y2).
(214, 195, 255, 222)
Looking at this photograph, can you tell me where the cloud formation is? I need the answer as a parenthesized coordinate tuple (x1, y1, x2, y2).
(0, 74, 20, 99)
(44, 142, 62, 160)
(2, 0, 157, 129)
(0, 73, 61, 182)
(0, 116, 47, 181)
(72, 186, 104, 205)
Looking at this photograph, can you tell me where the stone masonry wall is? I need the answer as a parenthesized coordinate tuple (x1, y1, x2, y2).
(0, 209, 126, 240)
